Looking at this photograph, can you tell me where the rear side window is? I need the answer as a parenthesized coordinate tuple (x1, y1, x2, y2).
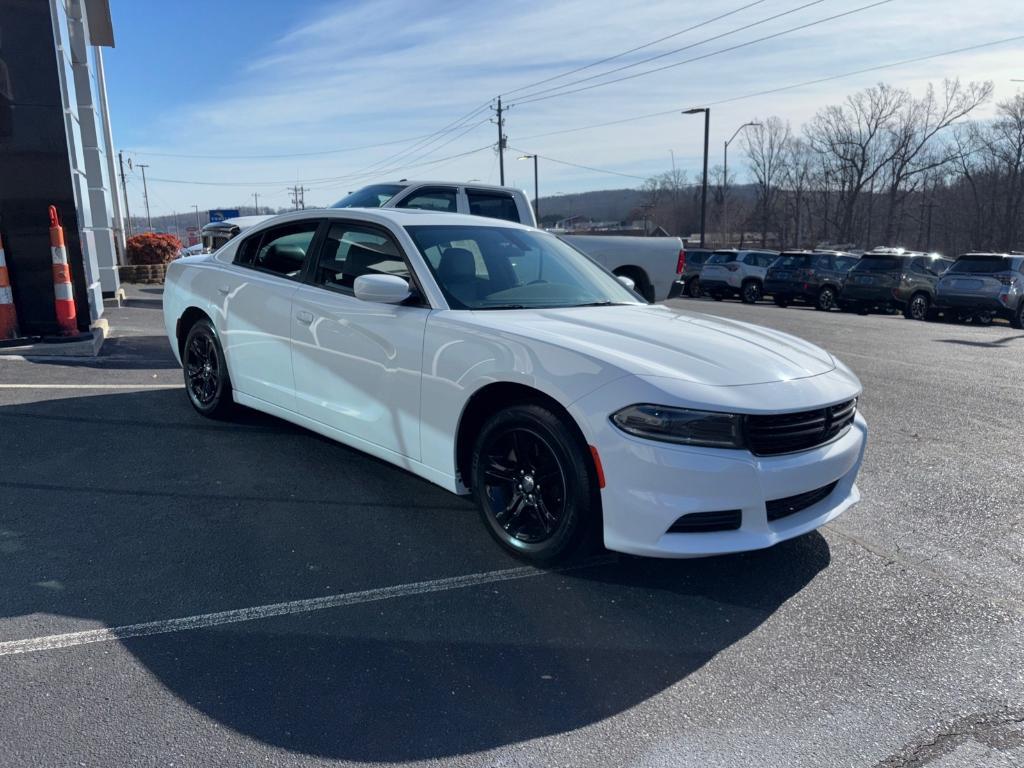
(813, 254, 835, 269)
(314, 221, 408, 292)
(237, 221, 319, 279)
(467, 190, 521, 223)
(835, 256, 859, 271)
(397, 186, 458, 213)
(947, 257, 1012, 274)
(688, 252, 708, 266)
(775, 254, 812, 269)
(331, 184, 406, 209)
(707, 252, 735, 265)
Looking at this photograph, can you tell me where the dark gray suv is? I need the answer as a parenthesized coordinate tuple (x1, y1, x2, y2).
(764, 250, 860, 311)
(935, 253, 1024, 327)
(839, 249, 954, 320)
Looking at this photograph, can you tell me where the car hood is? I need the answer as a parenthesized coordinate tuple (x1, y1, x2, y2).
(460, 304, 835, 386)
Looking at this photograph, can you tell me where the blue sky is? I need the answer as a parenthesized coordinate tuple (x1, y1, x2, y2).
(104, 0, 1024, 215)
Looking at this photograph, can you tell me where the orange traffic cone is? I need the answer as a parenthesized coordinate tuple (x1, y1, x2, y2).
(49, 206, 78, 336)
(0, 230, 20, 340)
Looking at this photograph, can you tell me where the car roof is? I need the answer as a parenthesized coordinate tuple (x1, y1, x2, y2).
(378, 180, 525, 193)
(956, 252, 1013, 258)
(239, 207, 537, 233)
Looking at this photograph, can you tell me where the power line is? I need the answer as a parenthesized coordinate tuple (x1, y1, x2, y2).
(514, 35, 1024, 143)
(510, 0, 825, 104)
(500, 0, 768, 99)
(506, 146, 648, 181)
(124, 133, 452, 160)
(513, 0, 894, 106)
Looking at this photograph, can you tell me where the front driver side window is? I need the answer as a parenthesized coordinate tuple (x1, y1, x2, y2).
(315, 221, 409, 293)
(396, 186, 458, 213)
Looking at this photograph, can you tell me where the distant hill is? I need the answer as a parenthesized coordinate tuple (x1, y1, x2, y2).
(535, 188, 647, 224)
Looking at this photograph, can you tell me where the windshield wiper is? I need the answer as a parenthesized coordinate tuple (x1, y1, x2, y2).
(569, 300, 630, 307)
(476, 304, 528, 310)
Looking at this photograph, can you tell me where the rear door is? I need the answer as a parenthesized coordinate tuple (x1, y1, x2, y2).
(465, 188, 525, 223)
(290, 218, 431, 458)
(221, 219, 322, 411)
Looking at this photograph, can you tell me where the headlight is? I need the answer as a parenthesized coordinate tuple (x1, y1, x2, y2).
(611, 404, 744, 449)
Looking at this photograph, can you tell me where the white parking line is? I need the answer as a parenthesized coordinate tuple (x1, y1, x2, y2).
(0, 556, 614, 657)
(0, 383, 183, 389)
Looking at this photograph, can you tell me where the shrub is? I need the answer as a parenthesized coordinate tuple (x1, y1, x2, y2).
(126, 233, 182, 265)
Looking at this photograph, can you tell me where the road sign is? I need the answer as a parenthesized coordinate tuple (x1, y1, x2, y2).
(208, 209, 240, 223)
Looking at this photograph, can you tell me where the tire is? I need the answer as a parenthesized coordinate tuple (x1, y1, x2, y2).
(904, 293, 930, 321)
(182, 318, 234, 418)
(740, 280, 762, 304)
(773, 295, 790, 308)
(973, 311, 994, 326)
(1011, 302, 1024, 330)
(471, 403, 597, 564)
(815, 286, 837, 312)
(687, 278, 702, 299)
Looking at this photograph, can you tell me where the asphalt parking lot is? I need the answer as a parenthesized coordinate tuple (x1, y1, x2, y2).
(1, 286, 1022, 768)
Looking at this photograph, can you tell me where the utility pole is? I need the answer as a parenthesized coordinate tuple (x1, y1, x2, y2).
(137, 163, 152, 230)
(289, 185, 309, 210)
(118, 151, 133, 238)
(192, 204, 201, 232)
(253, 192, 260, 213)
(495, 97, 507, 185)
(723, 121, 760, 248)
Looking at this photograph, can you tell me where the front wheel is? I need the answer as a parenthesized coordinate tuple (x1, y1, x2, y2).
(816, 286, 836, 312)
(740, 281, 762, 304)
(182, 319, 234, 418)
(471, 404, 597, 563)
(1011, 302, 1024, 330)
(904, 293, 930, 321)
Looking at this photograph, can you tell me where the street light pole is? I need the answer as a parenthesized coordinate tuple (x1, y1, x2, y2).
(137, 163, 152, 231)
(684, 108, 710, 247)
(723, 121, 761, 248)
(518, 154, 539, 223)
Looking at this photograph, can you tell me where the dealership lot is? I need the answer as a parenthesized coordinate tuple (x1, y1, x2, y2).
(0, 288, 1022, 767)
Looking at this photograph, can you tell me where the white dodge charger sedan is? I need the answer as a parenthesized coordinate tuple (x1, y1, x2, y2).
(163, 208, 867, 563)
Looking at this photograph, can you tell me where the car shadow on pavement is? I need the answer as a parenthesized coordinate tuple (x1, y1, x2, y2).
(936, 334, 1024, 348)
(0, 389, 830, 762)
(17, 335, 180, 370)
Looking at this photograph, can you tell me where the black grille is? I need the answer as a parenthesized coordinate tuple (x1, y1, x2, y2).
(744, 399, 856, 456)
(766, 481, 838, 521)
(668, 509, 742, 533)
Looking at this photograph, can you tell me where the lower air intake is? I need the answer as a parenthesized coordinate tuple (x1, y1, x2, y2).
(668, 509, 742, 533)
(766, 481, 838, 522)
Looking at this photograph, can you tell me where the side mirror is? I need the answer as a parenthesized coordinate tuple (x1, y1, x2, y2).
(616, 275, 636, 292)
(353, 274, 412, 304)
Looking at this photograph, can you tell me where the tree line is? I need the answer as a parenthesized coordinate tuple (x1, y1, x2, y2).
(639, 80, 1024, 255)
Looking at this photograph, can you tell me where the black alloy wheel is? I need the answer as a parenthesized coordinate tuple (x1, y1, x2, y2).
(687, 278, 702, 298)
(973, 310, 995, 326)
(816, 286, 836, 312)
(741, 281, 762, 304)
(905, 293, 930, 321)
(472, 404, 595, 563)
(183, 319, 233, 418)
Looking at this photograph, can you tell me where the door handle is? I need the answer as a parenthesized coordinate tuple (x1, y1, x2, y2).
(296, 310, 314, 325)
(217, 285, 230, 295)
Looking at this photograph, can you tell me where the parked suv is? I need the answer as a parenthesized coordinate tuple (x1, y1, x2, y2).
(699, 249, 780, 303)
(935, 253, 1024, 327)
(676, 248, 714, 298)
(839, 248, 954, 320)
(765, 250, 860, 311)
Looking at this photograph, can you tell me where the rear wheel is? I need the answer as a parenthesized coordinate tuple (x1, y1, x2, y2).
(740, 280, 762, 304)
(471, 403, 596, 564)
(904, 293, 930, 321)
(182, 319, 233, 418)
(816, 286, 837, 312)
(687, 278, 702, 298)
(973, 311, 995, 326)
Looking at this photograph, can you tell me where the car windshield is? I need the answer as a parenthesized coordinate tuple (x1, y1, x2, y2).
(774, 254, 813, 268)
(406, 225, 642, 310)
(706, 252, 736, 265)
(331, 184, 406, 209)
(947, 257, 1011, 274)
(853, 256, 903, 272)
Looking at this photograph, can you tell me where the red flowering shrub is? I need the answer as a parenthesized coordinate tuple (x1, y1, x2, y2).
(126, 233, 182, 265)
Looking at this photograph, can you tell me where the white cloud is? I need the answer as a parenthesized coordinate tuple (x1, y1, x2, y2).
(121, 0, 1024, 212)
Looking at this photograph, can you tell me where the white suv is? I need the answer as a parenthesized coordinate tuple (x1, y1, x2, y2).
(699, 249, 780, 304)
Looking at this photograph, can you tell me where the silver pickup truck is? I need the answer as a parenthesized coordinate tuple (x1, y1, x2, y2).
(331, 181, 685, 302)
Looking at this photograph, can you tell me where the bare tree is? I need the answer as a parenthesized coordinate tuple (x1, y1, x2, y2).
(744, 116, 790, 246)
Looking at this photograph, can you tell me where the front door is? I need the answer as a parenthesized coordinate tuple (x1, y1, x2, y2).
(290, 219, 431, 459)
